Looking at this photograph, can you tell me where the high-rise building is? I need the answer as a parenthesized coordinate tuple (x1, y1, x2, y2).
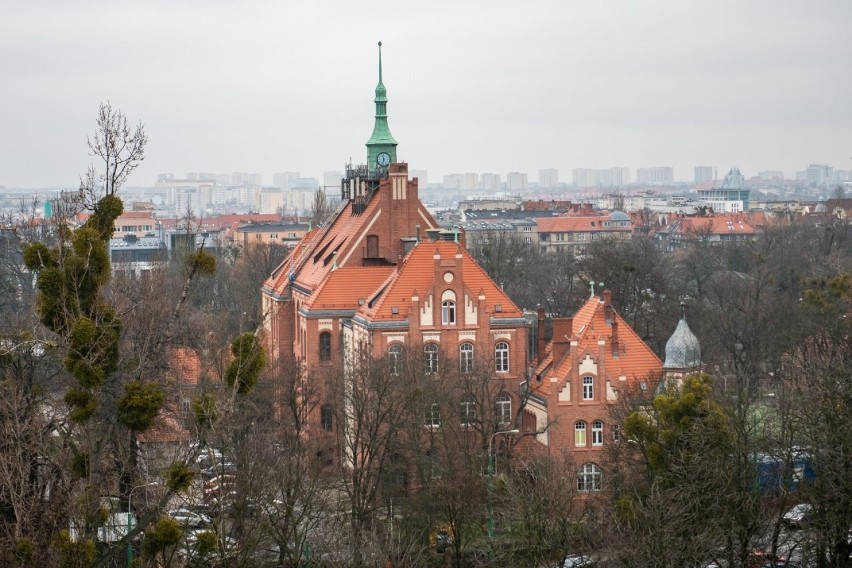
(758, 170, 784, 180)
(273, 172, 300, 191)
(538, 168, 559, 189)
(694, 166, 715, 183)
(573, 169, 599, 188)
(636, 167, 674, 185)
(806, 164, 833, 187)
(506, 172, 528, 192)
(479, 173, 501, 191)
(600, 167, 630, 188)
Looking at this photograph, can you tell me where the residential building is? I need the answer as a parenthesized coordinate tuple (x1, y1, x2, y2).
(233, 221, 309, 249)
(506, 172, 528, 192)
(694, 166, 715, 183)
(538, 168, 559, 189)
(805, 164, 833, 188)
(479, 173, 501, 191)
(636, 167, 674, 185)
(535, 212, 633, 256)
(525, 290, 664, 491)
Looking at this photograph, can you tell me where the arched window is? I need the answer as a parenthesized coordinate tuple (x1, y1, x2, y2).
(577, 463, 602, 492)
(495, 342, 509, 373)
(442, 300, 456, 325)
(319, 331, 332, 361)
(582, 376, 594, 400)
(575, 421, 587, 446)
(495, 394, 512, 425)
(388, 343, 402, 376)
(460, 395, 476, 426)
(321, 404, 333, 432)
(592, 420, 604, 445)
(424, 344, 439, 375)
(459, 343, 474, 374)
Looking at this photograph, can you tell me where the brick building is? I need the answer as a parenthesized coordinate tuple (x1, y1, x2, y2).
(526, 289, 663, 492)
(261, 45, 530, 447)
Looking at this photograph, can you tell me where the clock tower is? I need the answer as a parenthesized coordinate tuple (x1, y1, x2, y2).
(366, 41, 398, 177)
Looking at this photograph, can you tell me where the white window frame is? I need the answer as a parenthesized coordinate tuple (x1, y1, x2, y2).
(460, 395, 476, 426)
(459, 343, 474, 374)
(592, 420, 603, 446)
(442, 300, 456, 325)
(495, 342, 509, 373)
(425, 402, 441, 428)
(577, 463, 602, 492)
(424, 344, 439, 375)
(495, 394, 512, 425)
(575, 421, 587, 447)
(388, 343, 402, 376)
(582, 376, 594, 400)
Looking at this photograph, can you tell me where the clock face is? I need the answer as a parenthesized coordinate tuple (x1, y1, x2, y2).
(377, 152, 391, 167)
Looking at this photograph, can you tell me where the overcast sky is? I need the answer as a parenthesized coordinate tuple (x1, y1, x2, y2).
(2, 0, 850, 189)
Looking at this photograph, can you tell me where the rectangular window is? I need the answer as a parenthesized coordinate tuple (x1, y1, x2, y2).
(582, 376, 594, 400)
(592, 421, 603, 445)
(425, 403, 441, 428)
(612, 424, 621, 443)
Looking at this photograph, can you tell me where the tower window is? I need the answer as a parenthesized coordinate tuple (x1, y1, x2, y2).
(592, 421, 603, 445)
(388, 343, 402, 376)
(321, 404, 333, 432)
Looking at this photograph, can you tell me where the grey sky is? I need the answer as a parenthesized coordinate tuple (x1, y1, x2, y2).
(2, 0, 850, 188)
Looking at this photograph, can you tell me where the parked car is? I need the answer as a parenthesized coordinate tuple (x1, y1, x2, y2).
(204, 475, 237, 502)
(168, 508, 211, 528)
(556, 554, 595, 567)
(782, 503, 812, 528)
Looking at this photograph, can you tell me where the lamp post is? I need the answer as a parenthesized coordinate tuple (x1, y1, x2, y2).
(487, 428, 519, 540)
(127, 482, 155, 567)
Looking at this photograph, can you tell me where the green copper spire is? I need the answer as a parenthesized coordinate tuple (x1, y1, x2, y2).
(366, 41, 397, 175)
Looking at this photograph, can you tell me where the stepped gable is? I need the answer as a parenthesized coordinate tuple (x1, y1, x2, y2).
(359, 240, 523, 322)
(304, 266, 396, 310)
(533, 293, 662, 396)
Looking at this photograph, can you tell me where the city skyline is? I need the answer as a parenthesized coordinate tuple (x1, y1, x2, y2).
(2, 1, 850, 189)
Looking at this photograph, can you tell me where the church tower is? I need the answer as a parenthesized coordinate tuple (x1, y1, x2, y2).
(366, 41, 398, 176)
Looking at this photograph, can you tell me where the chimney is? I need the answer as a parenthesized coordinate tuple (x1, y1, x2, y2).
(536, 305, 546, 360)
(551, 316, 573, 364)
(611, 320, 619, 357)
(603, 289, 613, 324)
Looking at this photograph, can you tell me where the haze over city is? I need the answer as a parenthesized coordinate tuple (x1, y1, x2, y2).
(1, 0, 850, 189)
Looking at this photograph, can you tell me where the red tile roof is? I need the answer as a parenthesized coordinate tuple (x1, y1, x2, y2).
(361, 240, 523, 321)
(305, 266, 396, 310)
(533, 294, 662, 396)
(536, 214, 631, 233)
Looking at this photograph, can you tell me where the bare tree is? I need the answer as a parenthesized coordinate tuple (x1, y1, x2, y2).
(79, 101, 147, 206)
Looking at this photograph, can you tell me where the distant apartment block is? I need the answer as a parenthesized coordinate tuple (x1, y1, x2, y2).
(538, 168, 559, 189)
(255, 188, 284, 214)
(443, 173, 477, 191)
(758, 170, 784, 180)
(506, 172, 528, 192)
(694, 166, 716, 183)
(806, 164, 833, 187)
(573, 168, 599, 188)
(323, 171, 343, 193)
(636, 167, 674, 185)
(573, 167, 629, 188)
(479, 173, 501, 191)
(273, 172, 300, 191)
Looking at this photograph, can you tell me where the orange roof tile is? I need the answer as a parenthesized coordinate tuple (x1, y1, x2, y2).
(305, 266, 396, 310)
(361, 240, 524, 321)
(536, 215, 631, 233)
(536, 294, 662, 395)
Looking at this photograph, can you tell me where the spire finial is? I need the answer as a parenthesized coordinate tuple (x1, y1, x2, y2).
(378, 41, 383, 84)
(680, 301, 686, 320)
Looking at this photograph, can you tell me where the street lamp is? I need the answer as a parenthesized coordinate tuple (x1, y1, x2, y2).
(127, 482, 156, 567)
(487, 428, 519, 540)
